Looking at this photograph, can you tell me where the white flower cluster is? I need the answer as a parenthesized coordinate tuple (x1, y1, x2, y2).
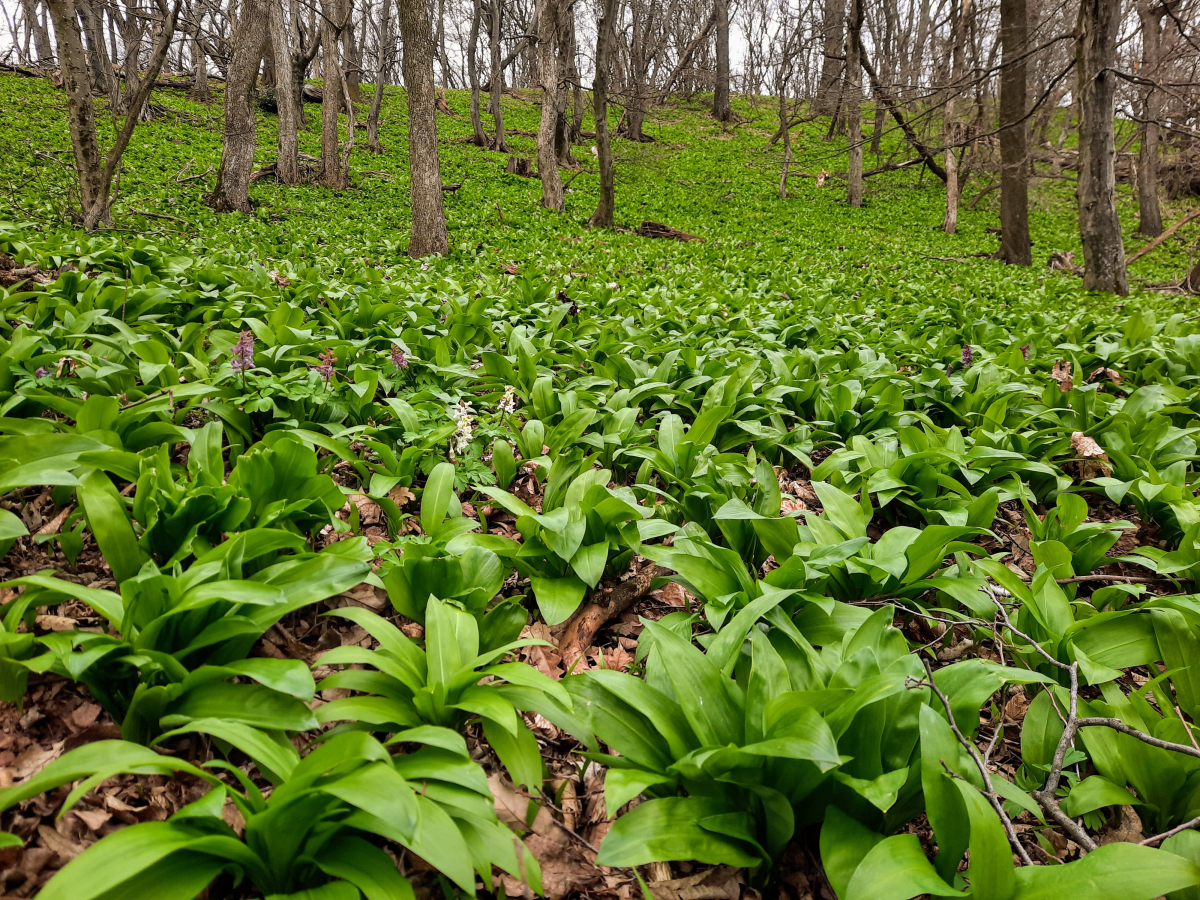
(499, 385, 518, 415)
(450, 398, 475, 458)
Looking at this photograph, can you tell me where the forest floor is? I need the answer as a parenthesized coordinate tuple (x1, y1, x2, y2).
(0, 72, 1198, 900)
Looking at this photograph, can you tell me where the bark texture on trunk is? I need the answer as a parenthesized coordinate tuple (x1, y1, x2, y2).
(1136, 0, 1162, 238)
(846, 0, 862, 207)
(398, 0, 450, 256)
(46, 0, 105, 216)
(942, 0, 969, 234)
(269, 0, 301, 182)
(320, 0, 346, 188)
(713, 0, 731, 121)
(1075, 0, 1127, 295)
(208, 0, 269, 213)
(342, 0, 362, 100)
(367, 0, 391, 153)
(467, 0, 487, 145)
(190, 34, 211, 101)
(536, 0, 564, 210)
(818, 0, 845, 115)
(487, 0, 508, 150)
(588, 0, 618, 228)
(998, 0, 1031, 264)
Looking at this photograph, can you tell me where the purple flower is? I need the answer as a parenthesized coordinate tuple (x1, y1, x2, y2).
(230, 330, 256, 372)
(961, 344, 973, 368)
(35, 366, 48, 378)
(1020, 344, 1030, 360)
(312, 348, 336, 382)
(391, 345, 408, 369)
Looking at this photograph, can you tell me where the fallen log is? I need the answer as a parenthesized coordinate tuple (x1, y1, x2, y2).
(558, 562, 670, 667)
(1126, 206, 1200, 265)
(638, 220, 703, 242)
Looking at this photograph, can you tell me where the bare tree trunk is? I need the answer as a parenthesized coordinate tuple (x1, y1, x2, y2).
(942, 0, 969, 233)
(22, 0, 53, 62)
(778, 89, 792, 198)
(846, 0, 862, 207)
(342, 0, 362, 100)
(269, 0, 301, 181)
(76, 0, 111, 96)
(1075, 0, 1127, 294)
(588, 0, 618, 228)
(552, 0, 574, 165)
(536, 0, 564, 209)
(320, 0, 347, 188)
(398, 0, 449, 256)
(46, 0, 105, 216)
(190, 33, 211, 100)
(817, 0, 844, 115)
(713, 0, 731, 121)
(208, 0, 268, 212)
(367, 0, 391, 152)
(569, 12, 583, 141)
(998, 0, 1031, 264)
(467, 0, 487, 144)
(1135, 0, 1162, 238)
(487, 0, 508, 150)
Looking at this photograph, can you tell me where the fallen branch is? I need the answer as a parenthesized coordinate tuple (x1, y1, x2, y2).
(1126, 207, 1200, 265)
(558, 562, 669, 667)
(637, 221, 703, 242)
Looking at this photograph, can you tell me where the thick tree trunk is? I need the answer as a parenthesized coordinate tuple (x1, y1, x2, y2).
(397, 0, 450, 256)
(588, 0, 618, 228)
(1075, 0, 1127, 294)
(208, 0, 268, 213)
(487, 0, 508, 150)
(269, 0, 301, 182)
(536, 0, 564, 210)
(942, 0, 969, 234)
(998, 0, 1031, 264)
(1136, 0, 1162, 238)
(367, 0, 390, 153)
(320, 0, 346, 188)
(46, 0, 105, 217)
(846, 0, 863, 207)
(467, 0, 487, 145)
(713, 0, 731, 121)
(817, 0, 845, 116)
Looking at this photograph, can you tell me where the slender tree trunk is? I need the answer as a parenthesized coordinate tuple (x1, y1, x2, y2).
(342, 0, 362, 100)
(818, 0, 845, 115)
(713, 0, 731, 121)
(1136, 0, 1162, 238)
(397, 0, 450, 256)
(487, 0, 508, 150)
(46, 0, 105, 216)
(552, 0, 574, 165)
(942, 0, 969, 233)
(76, 0, 111, 96)
(588, 0, 617, 228)
(190, 34, 211, 100)
(22, 0, 53, 62)
(208, 0, 268, 212)
(1075, 0, 1127, 294)
(536, 0, 564, 209)
(569, 12, 583, 141)
(778, 89, 792, 198)
(269, 0, 301, 182)
(846, 0, 863, 207)
(367, 0, 390, 152)
(320, 0, 346, 188)
(467, 0, 487, 144)
(999, 0, 1031, 264)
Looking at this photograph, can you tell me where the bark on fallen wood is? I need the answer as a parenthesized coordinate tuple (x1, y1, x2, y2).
(558, 563, 670, 667)
(638, 221, 703, 242)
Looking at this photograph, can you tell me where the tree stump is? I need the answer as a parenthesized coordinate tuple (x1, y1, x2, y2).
(504, 157, 534, 177)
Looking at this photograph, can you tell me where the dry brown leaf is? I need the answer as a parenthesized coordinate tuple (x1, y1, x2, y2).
(1003, 690, 1030, 723)
(70, 807, 111, 832)
(348, 493, 384, 526)
(1070, 431, 1113, 479)
(70, 703, 101, 730)
(36, 824, 83, 862)
(13, 741, 63, 780)
(34, 615, 78, 632)
(387, 485, 415, 507)
(1099, 805, 1143, 845)
(654, 582, 690, 607)
(648, 866, 744, 900)
(1052, 360, 1073, 393)
(1088, 366, 1122, 386)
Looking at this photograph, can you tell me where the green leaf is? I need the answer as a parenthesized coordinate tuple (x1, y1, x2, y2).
(78, 467, 144, 584)
(530, 574, 587, 626)
(421, 462, 456, 534)
(597, 797, 763, 868)
(844, 834, 962, 900)
(955, 780, 1016, 900)
(1011, 843, 1200, 900)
